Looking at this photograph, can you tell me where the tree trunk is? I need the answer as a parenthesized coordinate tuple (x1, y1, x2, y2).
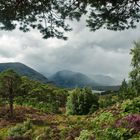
(9, 86, 14, 118)
(9, 97, 14, 118)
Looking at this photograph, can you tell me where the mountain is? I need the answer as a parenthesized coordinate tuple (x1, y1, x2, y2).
(91, 74, 118, 86)
(48, 70, 100, 88)
(0, 63, 119, 90)
(49, 70, 120, 90)
(0, 62, 48, 83)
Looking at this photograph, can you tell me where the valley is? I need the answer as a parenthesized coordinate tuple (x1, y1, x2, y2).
(0, 42, 140, 140)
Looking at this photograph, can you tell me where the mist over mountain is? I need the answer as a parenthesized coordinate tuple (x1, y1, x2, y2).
(91, 74, 118, 86)
(0, 63, 119, 90)
(0, 62, 48, 83)
(48, 70, 118, 89)
(48, 70, 100, 88)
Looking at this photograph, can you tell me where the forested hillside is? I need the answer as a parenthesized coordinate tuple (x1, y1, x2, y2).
(0, 62, 48, 83)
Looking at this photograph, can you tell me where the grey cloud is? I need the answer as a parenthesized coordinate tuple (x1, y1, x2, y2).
(0, 35, 23, 58)
(66, 16, 140, 52)
(49, 46, 131, 81)
(0, 18, 139, 83)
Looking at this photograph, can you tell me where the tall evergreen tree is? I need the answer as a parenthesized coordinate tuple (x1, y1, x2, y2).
(120, 79, 128, 92)
(119, 79, 128, 99)
(0, 69, 21, 118)
(130, 40, 140, 93)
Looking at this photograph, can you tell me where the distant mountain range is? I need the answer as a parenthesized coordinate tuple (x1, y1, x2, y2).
(0, 63, 120, 91)
(0, 62, 48, 83)
(48, 70, 120, 90)
(90, 74, 118, 86)
(48, 70, 100, 88)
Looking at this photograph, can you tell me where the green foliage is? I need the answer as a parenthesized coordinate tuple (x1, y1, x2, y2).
(104, 127, 132, 140)
(119, 79, 138, 100)
(76, 130, 94, 140)
(0, 69, 22, 117)
(121, 97, 140, 114)
(0, 0, 140, 40)
(130, 40, 140, 93)
(120, 79, 128, 92)
(91, 112, 114, 130)
(89, 110, 140, 140)
(88, 112, 116, 140)
(86, 0, 140, 31)
(35, 127, 52, 140)
(89, 104, 99, 114)
(119, 79, 128, 100)
(8, 119, 33, 137)
(122, 87, 138, 100)
(0, 0, 84, 40)
(0, 69, 22, 98)
(66, 87, 99, 115)
(0, 128, 9, 139)
(99, 94, 118, 108)
(0, 95, 140, 140)
(15, 77, 68, 113)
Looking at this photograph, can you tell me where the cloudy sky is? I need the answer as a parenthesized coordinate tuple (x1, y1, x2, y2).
(0, 17, 140, 84)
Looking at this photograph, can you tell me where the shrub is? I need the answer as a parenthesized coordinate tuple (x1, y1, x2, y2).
(76, 130, 94, 140)
(66, 87, 99, 115)
(35, 127, 52, 140)
(8, 119, 33, 137)
(99, 95, 118, 108)
(121, 97, 140, 114)
(91, 112, 114, 131)
(105, 127, 132, 140)
(89, 104, 99, 114)
(115, 114, 140, 133)
(119, 87, 138, 100)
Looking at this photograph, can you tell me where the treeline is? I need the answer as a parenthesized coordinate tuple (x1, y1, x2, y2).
(0, 69, 100, 117)
(0, 70, 68, 117)
(0, 68, 139, 118)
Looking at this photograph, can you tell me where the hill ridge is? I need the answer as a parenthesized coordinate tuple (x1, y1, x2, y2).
(0, 62, 48, 83)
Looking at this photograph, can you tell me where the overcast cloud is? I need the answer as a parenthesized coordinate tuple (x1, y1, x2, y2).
(0, 18, 140, 84)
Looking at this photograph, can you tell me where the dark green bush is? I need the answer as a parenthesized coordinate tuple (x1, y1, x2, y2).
(76, 130, 94, 140)
(104, 127, 132, 140)
(8, 119, 33, 137)
(35, 127, 52, 140)
(66, 87, 99, 115)
(99, 95, 118, 108)
(121, 97, 140, 114)
(119, 87, 138, 100)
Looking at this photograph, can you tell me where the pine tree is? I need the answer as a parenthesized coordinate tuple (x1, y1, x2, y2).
(0, 69, 21, 118)
(130, 40, 140, 93)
